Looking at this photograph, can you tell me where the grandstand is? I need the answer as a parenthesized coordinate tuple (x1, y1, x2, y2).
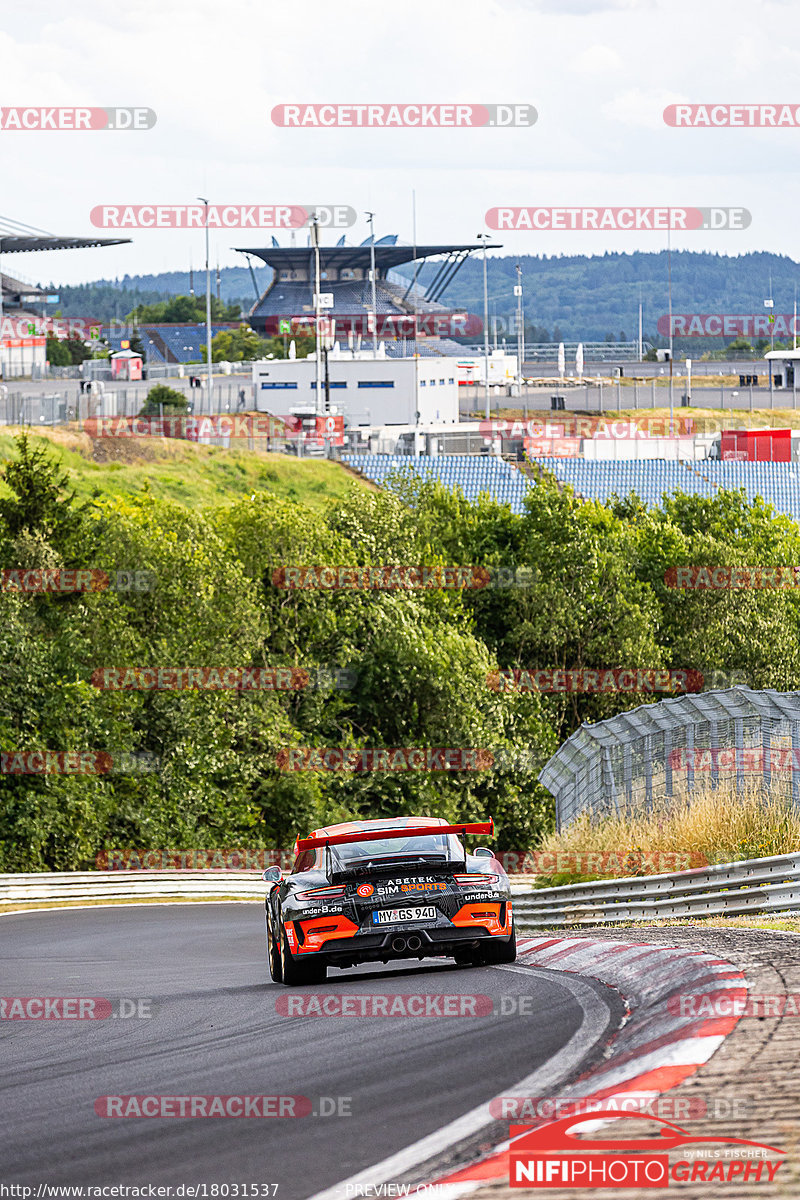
(529, 457, 800, 522)
(104, 322, 242, 364)
(342, 454, 534, 513)
(340, 451, 800, 526)
(234, 237, 500, 358)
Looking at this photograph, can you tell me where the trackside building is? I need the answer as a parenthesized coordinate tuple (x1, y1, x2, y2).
(252, 352, 459, 427)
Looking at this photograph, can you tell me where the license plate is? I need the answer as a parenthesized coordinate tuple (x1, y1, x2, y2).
(372, 906, 436, 925)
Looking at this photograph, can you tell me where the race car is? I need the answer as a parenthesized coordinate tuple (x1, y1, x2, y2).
(263, 815, 516, 985)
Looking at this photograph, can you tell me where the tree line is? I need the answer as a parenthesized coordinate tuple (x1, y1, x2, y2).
(2, 434, 800, 870)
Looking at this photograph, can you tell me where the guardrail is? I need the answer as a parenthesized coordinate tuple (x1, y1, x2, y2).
(3, 853, 800, 925)
(513, 850, 800, 927)
(0, 870, 267, 903)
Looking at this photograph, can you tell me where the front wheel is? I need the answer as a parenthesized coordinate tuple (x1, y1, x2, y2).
(280, 927, 328, 986)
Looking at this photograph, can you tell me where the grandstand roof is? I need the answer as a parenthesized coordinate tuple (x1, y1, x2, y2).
(0, 215, 130, 256)
(1, 271, 47, 299)
(233, 243, 501, 272)
(0, 233, 131, 254)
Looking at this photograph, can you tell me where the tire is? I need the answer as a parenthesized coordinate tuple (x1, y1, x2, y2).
(457, 925, 517, 967)
(280, 927, 328, 986)
(266, 910, 282, 983)
(483, 925, 517, 964)
(453, 947, 480, 966)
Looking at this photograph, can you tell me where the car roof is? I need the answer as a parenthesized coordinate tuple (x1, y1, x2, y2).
(308, 816, 451, 839)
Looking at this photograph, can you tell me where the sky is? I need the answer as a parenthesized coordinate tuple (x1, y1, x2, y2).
(2, 0, 800, 289)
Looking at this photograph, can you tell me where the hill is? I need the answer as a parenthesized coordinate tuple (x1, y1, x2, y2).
(0, 429, 370, 511)
(43, 251, 800, 347)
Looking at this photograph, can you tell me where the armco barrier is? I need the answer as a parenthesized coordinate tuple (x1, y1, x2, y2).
(513, 850, 800, 927)
(3, 852, 800, 922)
(0, 870, 267, 903)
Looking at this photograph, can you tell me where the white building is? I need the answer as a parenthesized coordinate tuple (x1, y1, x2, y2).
(764, 349, 800, 388)
(455, 350, 518, 387)
(0, 334, 46, 379)
(252, 348, 459, 427)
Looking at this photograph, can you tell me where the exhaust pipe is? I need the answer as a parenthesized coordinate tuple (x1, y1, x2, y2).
(406, 935, 422, 952)
(390, 936, 407, 954)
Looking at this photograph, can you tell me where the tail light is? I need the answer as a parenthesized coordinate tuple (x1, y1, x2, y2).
(453, 874, 499, 886)
(307, 924, 340, 934)
(295, 885, 347, 901)
(468, 910, 498, 920)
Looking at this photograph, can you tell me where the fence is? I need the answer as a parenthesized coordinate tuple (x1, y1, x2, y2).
(459, 378, 797, 416)
(538, 686, 800, 831)
(0, 380, 256, 428)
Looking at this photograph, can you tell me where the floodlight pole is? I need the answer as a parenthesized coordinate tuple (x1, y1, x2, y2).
(366, 211, 378, 357)
(198, 197, 213, 412)
(477, 233, 491, 420)
(515, 262, 524, 393)
(311, 215, 322, 416)
(0, 237, 4, 381)
(667, 220, 673, 436)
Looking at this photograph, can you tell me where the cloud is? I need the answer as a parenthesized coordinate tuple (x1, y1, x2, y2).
(602, 88, 687, 130)
(572, 45, 624, 72)
(519, 0, 655, 12)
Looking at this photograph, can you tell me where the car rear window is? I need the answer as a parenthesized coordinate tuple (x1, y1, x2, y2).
(329, 833, 461, 867)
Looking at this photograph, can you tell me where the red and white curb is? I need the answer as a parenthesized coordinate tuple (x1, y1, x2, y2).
(310, 935, 748, 1200)
(419, 935, 748, 1196)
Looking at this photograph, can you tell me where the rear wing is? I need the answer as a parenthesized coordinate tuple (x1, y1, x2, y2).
(294, 820, 494, 855)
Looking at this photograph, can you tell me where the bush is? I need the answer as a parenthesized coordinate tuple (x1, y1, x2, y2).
(139, 385, 190, 416)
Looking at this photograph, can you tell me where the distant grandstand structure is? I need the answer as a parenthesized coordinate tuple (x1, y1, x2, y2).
(104, 322, 242, 364)
(0, 215, 130, 377)
(1, 214, 130, 317)
(234, 236, 501, 358)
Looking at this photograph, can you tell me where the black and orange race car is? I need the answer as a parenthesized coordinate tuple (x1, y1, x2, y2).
(263, 816, 516, 985)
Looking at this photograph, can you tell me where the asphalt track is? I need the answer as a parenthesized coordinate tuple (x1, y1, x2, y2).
(1, 905, 625, 1198)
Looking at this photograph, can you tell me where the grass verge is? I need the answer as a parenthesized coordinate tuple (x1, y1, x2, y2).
(533, 781, 800, 888)
(0, 426, 370, 511)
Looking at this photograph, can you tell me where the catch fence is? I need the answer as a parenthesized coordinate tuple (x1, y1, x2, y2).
(539, 686, 800, 830)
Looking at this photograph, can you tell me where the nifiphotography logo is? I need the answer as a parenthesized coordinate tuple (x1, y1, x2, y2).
(508, 1110, 785, 1188)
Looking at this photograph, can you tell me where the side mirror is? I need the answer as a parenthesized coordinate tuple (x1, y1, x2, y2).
(262, 866, 282, 884)
(474, 846, 494, 858)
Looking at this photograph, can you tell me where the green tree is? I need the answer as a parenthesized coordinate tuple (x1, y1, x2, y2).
(45, 335, 71, 367)
(139, 385, 190, 416)
(126, 296, 243, 325)
(0, 433, 85, 551)
(263, 332, 317, 359)
(206, 324, 269, 363)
